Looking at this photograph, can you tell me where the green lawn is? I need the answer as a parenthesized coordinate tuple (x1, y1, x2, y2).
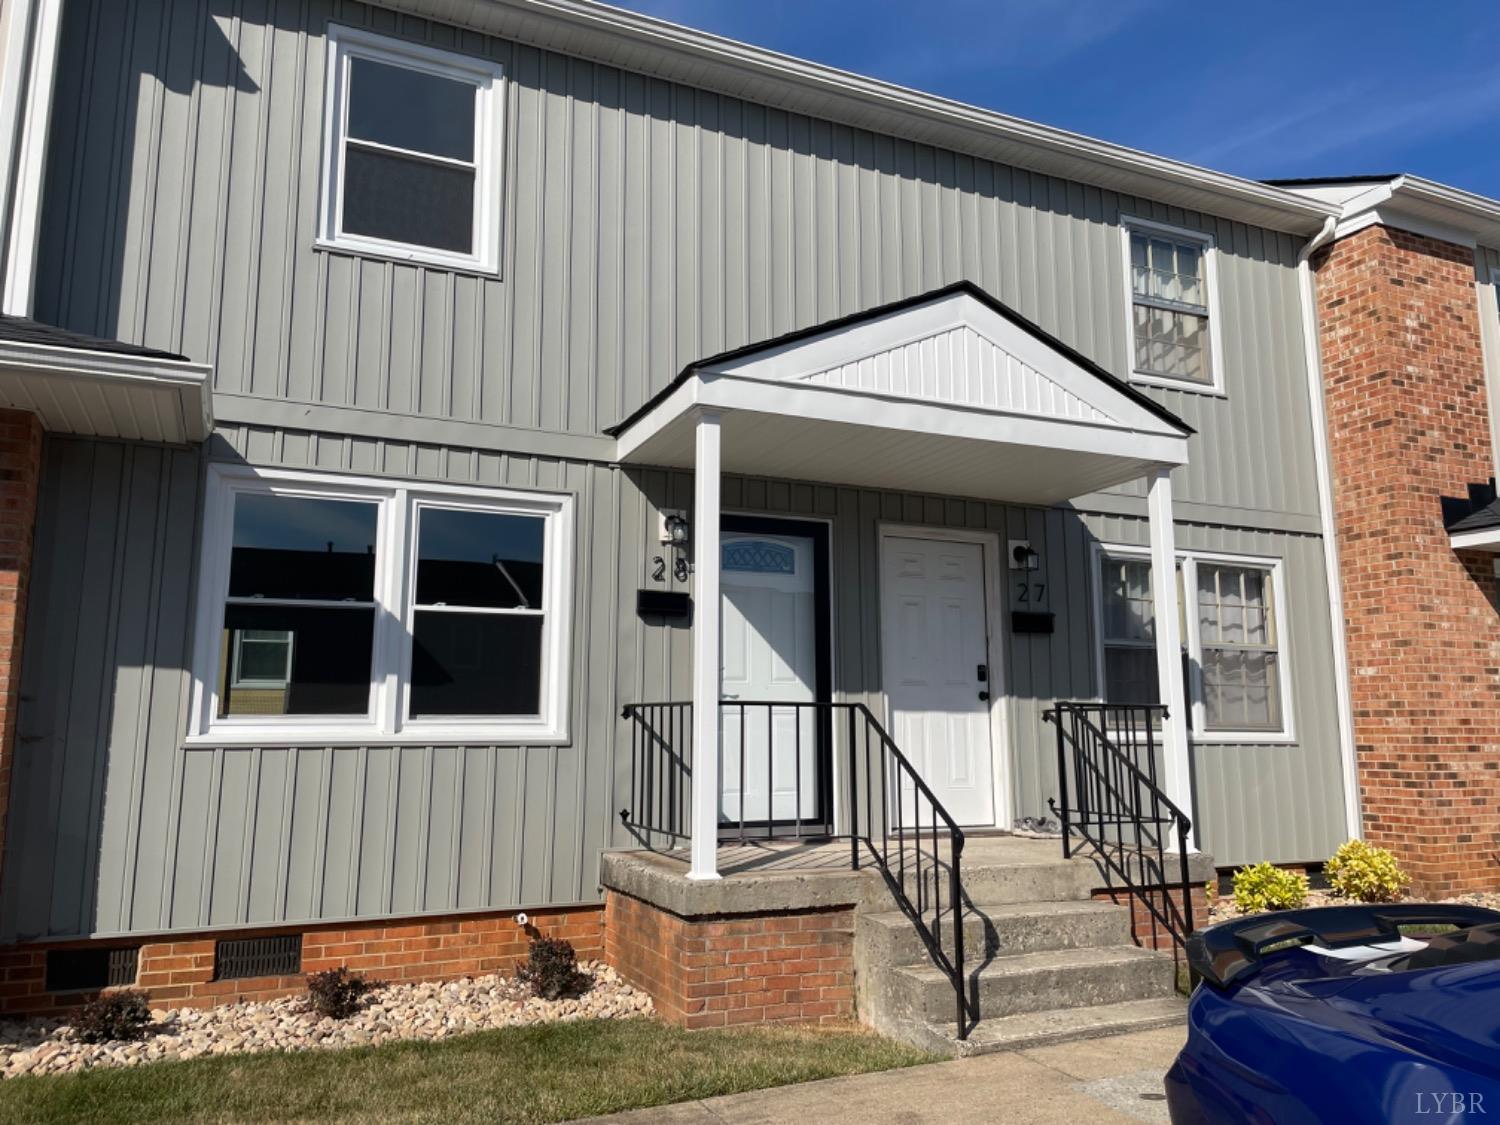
(0, 1018, 934, 1125)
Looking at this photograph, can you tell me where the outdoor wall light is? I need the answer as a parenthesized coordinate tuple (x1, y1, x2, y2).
(1009, 539, 1040, 571)
(655, 510, 694, 583)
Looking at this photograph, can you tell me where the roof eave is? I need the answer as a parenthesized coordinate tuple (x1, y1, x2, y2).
(374, 0, 1339, 236)
(1280, 174, 1500, 250)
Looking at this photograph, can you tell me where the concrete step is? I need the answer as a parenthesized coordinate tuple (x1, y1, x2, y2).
(856, 899, 1132, 968)
(878, 852, 1098, 908)
(888, 944, 1176, 1023)
(915, 997, 1188, 1057)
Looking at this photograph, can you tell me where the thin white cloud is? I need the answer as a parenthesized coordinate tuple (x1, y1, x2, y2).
(1187, 72, 1500, 170)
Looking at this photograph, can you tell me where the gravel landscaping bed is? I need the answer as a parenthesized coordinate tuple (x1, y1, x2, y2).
(0, 962, 652, 1079)
(1208, 889, 1500, 924)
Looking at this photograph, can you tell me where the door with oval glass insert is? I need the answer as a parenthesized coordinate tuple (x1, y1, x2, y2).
(719, 523, 827, 830)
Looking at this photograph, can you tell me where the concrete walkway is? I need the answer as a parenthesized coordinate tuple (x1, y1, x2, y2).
(575, 1025, 1187, 1125)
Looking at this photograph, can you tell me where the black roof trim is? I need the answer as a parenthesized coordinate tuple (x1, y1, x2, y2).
(1261, 174, 1401, 188)
(0, 315, 190, 363)
(1443, 478, 1499, 534)
(1449, 498, 1500, 534)
(604, 280, 1193, 438)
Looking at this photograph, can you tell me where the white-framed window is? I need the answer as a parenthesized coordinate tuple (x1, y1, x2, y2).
(1097, 554, 1168, 708)
(188, 465, 573, 745)
(1091, 545, 1294, 742)
(231, 629, 294, 689)
(317, 25, 504, 274)
(1120, 216, 1224, 393)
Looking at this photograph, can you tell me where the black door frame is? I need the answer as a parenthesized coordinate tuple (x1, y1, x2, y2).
(718, 514, 834, 836)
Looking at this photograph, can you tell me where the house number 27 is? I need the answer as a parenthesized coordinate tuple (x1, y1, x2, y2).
(1016, 582, 1046, 604)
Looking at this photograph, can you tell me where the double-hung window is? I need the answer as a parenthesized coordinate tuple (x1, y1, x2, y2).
(189, 466, 573, 744)
(1122, 217, 1222, 392)
(1098, 555, 1163, 707)
(318, 26, 504, 273)
(1094, 548, 1291, 740)
(1194, 563, 1282, 733)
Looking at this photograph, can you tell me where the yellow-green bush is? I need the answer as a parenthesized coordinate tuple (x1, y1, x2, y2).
(1232, 862, 1309, 914)
(1326, 839, 1410, 904)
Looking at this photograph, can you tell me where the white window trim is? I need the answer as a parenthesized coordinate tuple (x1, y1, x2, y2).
(1119, 215, 1226, 397)
(316, 24, 505, 276)
(187, 464, 573, 746)
(1090, 543, 1296, 744)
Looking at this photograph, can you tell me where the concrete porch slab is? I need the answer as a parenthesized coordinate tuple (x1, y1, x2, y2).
(601, 840, 878, 917)
(600, 835, 1114, 917)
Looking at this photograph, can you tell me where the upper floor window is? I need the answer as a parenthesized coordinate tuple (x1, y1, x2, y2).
(188, 466, 573, 745)
(318, 26, 504, 274)
(1121, 217, 1223, 393)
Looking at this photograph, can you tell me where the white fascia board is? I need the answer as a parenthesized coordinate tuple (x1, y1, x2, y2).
(612, 377, 704, 463)
(375, 0, 1338, 235)
(613, 370, 1189, 469)
(1449, 526, 1500, 551)
(0, 338, 215, 440)
(699, 374, 1190, 466)
(1295, 174, 1500, 250)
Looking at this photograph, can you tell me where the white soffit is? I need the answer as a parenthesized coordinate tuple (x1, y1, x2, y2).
(377, 0, 1337, 236)
(0, 339, 213, 443)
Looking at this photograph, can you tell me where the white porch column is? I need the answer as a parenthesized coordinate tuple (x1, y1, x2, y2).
(1146, 466, 1195, 850)
(688, 409, 723, 880)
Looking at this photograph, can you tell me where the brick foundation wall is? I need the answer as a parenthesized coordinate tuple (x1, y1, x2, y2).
(0, 410, 42, 882)
(603, 890, 853, 1029)
(0, 905, 603, 1016)
(1092, 884, 1209, 952)
(1313, 224, 1500, 896)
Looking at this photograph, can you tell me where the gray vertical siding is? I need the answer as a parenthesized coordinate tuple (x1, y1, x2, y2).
(3, 431, 627, 939)
(7, 0, 1354, 939)
(5, 431, 1342, 940)
(695, 472, 1345, 867)
(36, 0, 1320, 523)
(1, 437, 202, 941)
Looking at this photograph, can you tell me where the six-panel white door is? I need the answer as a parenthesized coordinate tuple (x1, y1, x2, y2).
(719, 532, 820, 826)
(879, 536, 996, 826)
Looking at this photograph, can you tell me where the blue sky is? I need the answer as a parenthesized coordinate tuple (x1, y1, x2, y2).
(609, 0, 1500, 198)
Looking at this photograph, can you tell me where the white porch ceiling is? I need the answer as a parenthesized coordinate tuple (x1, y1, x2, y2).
(612, 284, 1191, 505)
(0, 337, 213, 443)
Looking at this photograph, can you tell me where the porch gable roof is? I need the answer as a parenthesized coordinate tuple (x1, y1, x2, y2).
(608, 282, 1192, 506)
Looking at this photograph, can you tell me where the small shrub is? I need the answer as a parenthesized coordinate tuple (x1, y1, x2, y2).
(306, 966, 376, 1020)
(516, 936, 591, 1001)
(74, 989, 153, 1043)
(1232, 862, 1309, 914)
(1326, 839, 1410, 904)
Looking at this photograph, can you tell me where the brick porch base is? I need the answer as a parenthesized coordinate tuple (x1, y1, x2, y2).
(603, 889, 854, 1028)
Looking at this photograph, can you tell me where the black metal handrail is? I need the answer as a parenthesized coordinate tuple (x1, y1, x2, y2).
(1045, 701, 1194, 955)
(619, 699, 973, 1038)
(620, 702, 692, 845)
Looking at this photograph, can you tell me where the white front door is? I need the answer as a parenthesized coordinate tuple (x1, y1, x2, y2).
(879, 535, 996, 826)
(719, 530, 821, 826)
